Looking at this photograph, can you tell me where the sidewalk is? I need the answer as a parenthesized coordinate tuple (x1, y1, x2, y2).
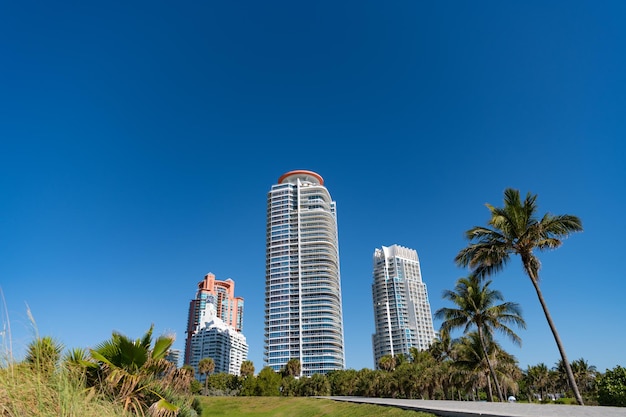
(321, 396, 626, 417)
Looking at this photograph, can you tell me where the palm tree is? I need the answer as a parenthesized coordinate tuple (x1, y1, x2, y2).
(571, 358, 597, 397)
(378, 354, 396, 372)
(89, 324, 187, 415)
(428, 330, 453, 363)
(24, 336, 63, 376)
(435, 275, 526, 401)
(524, 363, 550, 401)
(453, 332, 493, 400)
(455, 188, 584, 405)
(240, 360, 255, 378)
(283, 358, 301, 378)
(198, 357, 215, 394)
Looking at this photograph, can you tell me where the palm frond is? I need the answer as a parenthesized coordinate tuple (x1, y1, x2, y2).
(535, 237, 562, 250)
(540, 213, 583, 237)
(151, 335, 174, 360)
(118, 335, 149, 372)
(140, 324, 154, 351)
(89, 349, 114, 367)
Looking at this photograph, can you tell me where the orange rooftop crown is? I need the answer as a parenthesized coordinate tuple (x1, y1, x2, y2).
(278, 170, 324, 185)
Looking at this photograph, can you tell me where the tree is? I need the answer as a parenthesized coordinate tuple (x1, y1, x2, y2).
(378, 354, 396, 372)
(455, 188, 584, 405)
(205, 372, 239, 395)
(428, 330, 453, 363)
(597, 365, 626, 407)
(283, 358, 301, 378)
(24, 336, 63, 376)
(524, 363, 550, 401)
(571, 358, 597, 397)
(89, 324, 190, 415)
(453, 332, 492, 401)
(327, 369, 359, 396)
(435, 275, 525, 401)
(255, 366, 281, 396)
(181, 364, 202, 394)
(240, 360, 255, 378)
(300, 373, 331, 396)
(198, 357, 215, 394)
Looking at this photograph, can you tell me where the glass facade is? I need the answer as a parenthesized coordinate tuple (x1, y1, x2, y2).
(264, 170, 345, 376)
(372, 244, 437, 367)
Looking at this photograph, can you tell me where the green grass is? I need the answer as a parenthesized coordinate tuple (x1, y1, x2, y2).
(198, 397, 435, 417)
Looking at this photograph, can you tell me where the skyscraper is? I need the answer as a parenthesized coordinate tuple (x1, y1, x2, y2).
(188, 303, 248, 378)
(264, 170, 345, 376)
(372, 244, 437, 367)
(184, 272, 244, 366)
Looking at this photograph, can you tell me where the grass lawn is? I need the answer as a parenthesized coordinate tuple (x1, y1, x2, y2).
(198, 396, 436, 417)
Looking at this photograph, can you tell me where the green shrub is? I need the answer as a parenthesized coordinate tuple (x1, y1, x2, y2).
(597, 365, 626, 407)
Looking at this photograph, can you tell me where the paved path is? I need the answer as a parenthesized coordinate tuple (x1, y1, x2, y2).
(320, 396, 626, 417)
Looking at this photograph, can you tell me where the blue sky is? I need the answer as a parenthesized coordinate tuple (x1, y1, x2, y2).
(1, 1, 624, 373)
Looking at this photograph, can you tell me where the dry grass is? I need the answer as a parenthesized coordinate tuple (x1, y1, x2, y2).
(0, 363, 126, 417)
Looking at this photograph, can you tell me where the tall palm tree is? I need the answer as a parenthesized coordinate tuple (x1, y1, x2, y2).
(571, 358, 598, 397)
(455, 188, 584, 405)
(435, 275, 526, 401)
(198, 357, 215, 394)
(525, 363, 550, 401)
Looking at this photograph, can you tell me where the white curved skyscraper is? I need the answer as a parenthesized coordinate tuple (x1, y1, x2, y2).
(264, 170, 345, 376)
(372, 244, 437, 367)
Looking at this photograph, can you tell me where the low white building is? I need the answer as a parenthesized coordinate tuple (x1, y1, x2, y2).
(188, 303, 248, 379)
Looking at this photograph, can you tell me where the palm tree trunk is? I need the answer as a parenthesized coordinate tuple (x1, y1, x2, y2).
(477, 326, 504, 401)
(526, 267, 584, 405)
(486, 374, 494, 402)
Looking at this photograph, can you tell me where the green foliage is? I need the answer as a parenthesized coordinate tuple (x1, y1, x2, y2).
(255, 366, 281, 396)
(378, 354, 397, 372)
(299, 373, 330, 396)
(190, 378, 203, 395)
(87, 324, 195, 416)
(239, 373, 257, 396)
(205, 372, 240, 396)
(25, 336, 64, 376)
(280, 375, 300, 396)
(282, 358, 301, 377)
(597, 365, 626, 407)
(327, 369, 358, 396)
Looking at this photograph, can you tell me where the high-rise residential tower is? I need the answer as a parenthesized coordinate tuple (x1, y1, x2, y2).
(184, 273, 244, 365)
(188, 303, 248, 378)
(372, 244, 437, 367)
(264, 170, 345, 376)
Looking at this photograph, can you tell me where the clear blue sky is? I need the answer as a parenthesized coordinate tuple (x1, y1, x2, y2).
(1, 1, 624, 373)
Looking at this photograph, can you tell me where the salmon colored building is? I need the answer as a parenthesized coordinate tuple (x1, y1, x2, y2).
(184, 272, 244, 365)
